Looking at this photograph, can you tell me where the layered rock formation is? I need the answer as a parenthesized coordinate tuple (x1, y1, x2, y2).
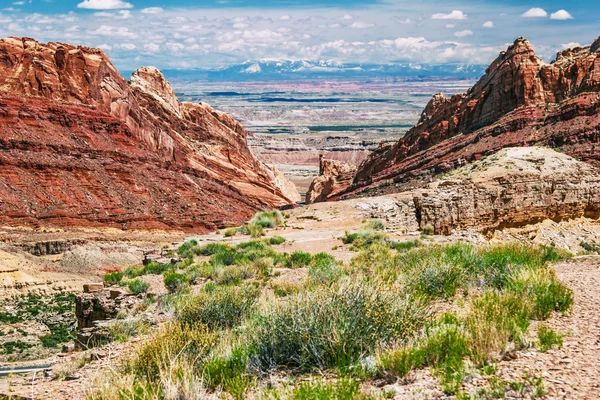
(306, 156, 358, 204)
(338, 147, 600, 235)
(329, 36, 600, 200)
(0, 37, 297, 231)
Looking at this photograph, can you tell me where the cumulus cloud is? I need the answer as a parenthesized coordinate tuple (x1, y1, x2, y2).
(141, 7, 164, 14)
(431, 10, 467, 20)
(482, 21, 495, 28)
(521, 8, 547, 18)
(350, 21, 374, 29)
(445, 23, 455, 28)
(550, 10, 574, 20)
(93, 25, 137, 38)
(454, 30, 473, 37)
(280, 15, 291, 21)
(561, 42, 581, 49)
(77, 0, 133, 10)
(143, 43, 160, 52)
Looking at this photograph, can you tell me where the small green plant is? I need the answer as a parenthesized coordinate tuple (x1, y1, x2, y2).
(537, 325, 563, 352)
(109, 318, 150, 343)
(287, 251, 312, 268)
(104, 271, 123, 286)
(308, 253, 342, 285)
(127, 279, 150, 295)
(279, 377, 374, 400)
(365, 219, 385, 231)
(422, 224, 435, 235)
(268, 236, 286, 245)
(250, 210, 284, 229)
(224, 227, 239, 238)
(163, 271, 188, 293)
(247, 223, 264, 238)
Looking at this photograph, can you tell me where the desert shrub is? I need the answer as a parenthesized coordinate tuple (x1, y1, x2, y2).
(246, 223, 264, 238)
(163, 271, 188, 293)
(202, 347, 255, 400)
(131, 322, 217, 382)
(109, 318, 151, 343)
(287, 251, 312, 268)
(268, 236, 286, 245)
(177, 239, 199, 257)
(143, 262, 172, 275)
(408, 262, 465, 298)
(209, 248, 237, 267)
(249, 281, 429, 371)
(127, 279, 150, 295)
(224, 227, 239, 238)
(250, 210, 284, 229)
(272, 377, 374, 400)
(537, 325, 563, 352)
(341, 230, 388, 250)
(123, 266, 144, 279)
(394, 240, 421, 252)
(308, 253, 342, 286)
(350, 243, 395, 278)
(365, 219, 385, 231)
(104, 272, 123, 286)
(251, 257, 274, 279)
(40, 324, 74, 348)
(271, 281, 302, 297)
(422, 224, 435, 235)
(213, 264, 255, 285)
(197, 242, 231, 256)
(177, 284, 260, 330)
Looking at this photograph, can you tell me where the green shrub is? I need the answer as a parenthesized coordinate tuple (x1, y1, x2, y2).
(132, 322, 217, 382)
(422, 224, 434, 235)
(210, 248, 237, 267)
(252, 257, 274, 279)
(40, 324, 73, 348)
(537, 325, 563, 352)
(177, 239, 199, 257)
(308, 253, 342, 285)
(341, 230, 388, 249)
(104, 272, 123, 286)
(142, 262, 172, 275)
(163, 271, 188, 293)
(269, 236, 286, 245)
(177, 284, 260, 330)
(127, 279, 150, 295)
(213, 264, 255, 285)
(288, 251, 312, 268)
(250, 210, 284, 229)
(249, 282, 429, 371)
(197, 242, 231, 256)
(202, 347, 255, 400)
(224, 227, 239, 238)
(123, 266, 144, 279)
(394, 240, 421, 252)
(109, 318, 150, 343)
(365, 220, 385, 231)
(277, 377, 374, 400)
(408, 262, 465, 298)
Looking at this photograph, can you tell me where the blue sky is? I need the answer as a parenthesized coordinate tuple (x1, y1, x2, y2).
(0, 0, 598, 70)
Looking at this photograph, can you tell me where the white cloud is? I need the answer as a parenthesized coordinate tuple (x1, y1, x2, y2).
(141, 7, 164, 14)
(342, 15, 353, 20)
(482, 21, 495, 28)
(143, 43, 160, 52)
(77, 0, 133, 10)
(97, 43, 112, 51)
(117, 10, 131, 19)
(116, 43, 136, 50)
(432, 10, 467, 20)
(454, 30, 473, 37)
(550, 10, 574, 20)
(561, 42, 581, 49)
(445, 23, 455, 28)
(280, 15, 291, 21)
(93, 25, 137, 38)
(521, 8, 547, 18)
(350, 21, 374, 29)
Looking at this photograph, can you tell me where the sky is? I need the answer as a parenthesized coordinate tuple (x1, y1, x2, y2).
(0, 0, 598, 70)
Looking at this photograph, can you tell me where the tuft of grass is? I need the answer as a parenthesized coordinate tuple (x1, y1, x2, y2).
(109, 318, 151, 343)
(287, 251, 312, 269)
(176, 284, 260, 330)
(250, 210, 284, 229)
(249, 281, 429, 372)
(224, 227, 239, 238)
(163, 271, 189, 293)
(308, 253, 342, 286)
(127, 279, 150, 295)
(537, 325, 563, 352)
(268, 236, 286, 245)
(269, 377, 374, 400)
(422, 224, 434, 235)
(365, 220, 385, 231)
(104, 271, 123, 286)
(247, 223, 264, 238)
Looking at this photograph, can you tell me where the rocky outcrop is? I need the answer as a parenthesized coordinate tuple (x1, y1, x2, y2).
(330, 36, 600, 200)
(349, 147, 600, 235)
(0, 37, 298, 232)
(306, 156, 358, 204)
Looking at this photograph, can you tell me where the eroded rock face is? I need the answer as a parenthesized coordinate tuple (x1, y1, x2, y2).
(306, 156, 358, 204)
(353, 147, 600, 235)
(0, 37, 298, 231)
(333, 36, 600, 200)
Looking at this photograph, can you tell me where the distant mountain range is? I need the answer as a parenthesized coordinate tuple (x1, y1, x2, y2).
(154, 60, 487, 82)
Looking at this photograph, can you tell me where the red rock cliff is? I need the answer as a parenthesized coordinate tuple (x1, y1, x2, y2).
(335, 36, 600, 199)
(0, 37, 297, 232)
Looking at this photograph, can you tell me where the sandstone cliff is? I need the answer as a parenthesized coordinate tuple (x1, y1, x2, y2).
(330, 36, 600, 200)
(0, 37, 297, 231)
(319, 147, 600, 235)
(306, 156, 358, 204)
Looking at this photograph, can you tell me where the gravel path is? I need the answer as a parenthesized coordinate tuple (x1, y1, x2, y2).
(494, 257, 600, 399)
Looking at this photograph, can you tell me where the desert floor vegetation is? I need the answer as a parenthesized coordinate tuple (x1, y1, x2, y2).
(95, 229, 573, 399)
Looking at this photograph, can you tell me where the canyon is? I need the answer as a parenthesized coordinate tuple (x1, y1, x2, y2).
(0, 37, 298, 233)
(307, 36, 600, 201)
